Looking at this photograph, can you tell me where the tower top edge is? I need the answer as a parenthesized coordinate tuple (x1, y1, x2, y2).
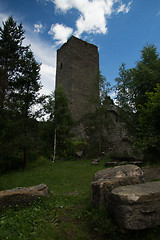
(57, 35, 98, 52)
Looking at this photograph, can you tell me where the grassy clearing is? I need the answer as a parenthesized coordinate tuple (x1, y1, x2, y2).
(1, 158, 160, 240)
(0, 158, 105, 240)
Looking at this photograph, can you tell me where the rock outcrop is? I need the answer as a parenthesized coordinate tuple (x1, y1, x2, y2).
(0, 184, 50, 208)
(111, 182, 160, 230)
(91, 165, 144, 206)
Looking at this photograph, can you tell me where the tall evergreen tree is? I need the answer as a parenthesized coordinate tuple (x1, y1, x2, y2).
(0, 67, 7, 108)
(115, 44, 160, 113)
(0, 16, 26, 107)
(115, 44, 160, 159)
(0, 17, 42, 171)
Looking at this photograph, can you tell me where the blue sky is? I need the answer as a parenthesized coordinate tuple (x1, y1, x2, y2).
(0, 0, 160, 98)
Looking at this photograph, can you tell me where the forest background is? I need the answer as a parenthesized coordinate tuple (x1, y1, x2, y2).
(0, 16, 160, 173)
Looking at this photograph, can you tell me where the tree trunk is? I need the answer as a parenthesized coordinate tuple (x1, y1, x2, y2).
(53, 130, 56, 163)
(23, 147, 27, 168)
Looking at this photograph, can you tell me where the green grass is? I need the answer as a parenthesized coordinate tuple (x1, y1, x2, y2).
(0, 158, 103, 193)
(1, 158, 160, 240)
(0, 158, 106, 240)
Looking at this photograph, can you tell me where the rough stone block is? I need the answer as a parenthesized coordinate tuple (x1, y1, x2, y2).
(111, 182, 160, 230)
(91, 176, 143, 207)
(0, 184, 50, 208)
(91, 165, 144, 206)
(93, 164, 143, 181)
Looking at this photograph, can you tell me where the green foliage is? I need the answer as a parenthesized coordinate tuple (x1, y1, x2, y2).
(99, 72, 112, 104)
(137, 84, 160, 160)
(38, 93, 55, 158)
(37, 121, 55, 158)
(115, 44, 160, 159)
(38, 87, 76, 161)
(84, 72, 113, 157)
(43, 91, 55, 120)
(54, 85, 75, 159)
(115, 63, 135, 112)
(72, 138, 88, 152)
(115, 44, 160, 112)
(0, 16, 25, 76)
(90, 71, 111, 105)
(0, 67, 7, 108)
(0, 16, 43, 171)
(84, 105, 108, 156)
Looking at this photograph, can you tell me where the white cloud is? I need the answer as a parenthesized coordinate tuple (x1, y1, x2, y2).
(53, 0, 74, 12)
(48, 23, 73, 45)
(117, 3, 127, 14)
(109, 91, 116, 99)
(34, 23, 43, 33)
(74, 0, 110, 37)
(156, 10, 160, 16)
(117, 1, 132, 14)
(39, 64, 56, 95)
(24, 32, 56, 95)
(0, 13, 9, 27)
(51, 0, 133, 38)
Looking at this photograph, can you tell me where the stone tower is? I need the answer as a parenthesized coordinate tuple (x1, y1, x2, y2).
(56, 36, 99, 123)
(55, 36, 134, 155)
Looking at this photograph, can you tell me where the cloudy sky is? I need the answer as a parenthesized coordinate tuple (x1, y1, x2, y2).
(0, 0, 160, 97)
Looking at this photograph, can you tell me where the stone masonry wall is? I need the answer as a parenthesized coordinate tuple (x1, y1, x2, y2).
(56, 36, 99, 122)
(56, 36, 133, 154)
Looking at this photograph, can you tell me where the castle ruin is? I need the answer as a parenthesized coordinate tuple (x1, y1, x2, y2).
(56, 36, 133, 155)
(56, 36, 99, 122)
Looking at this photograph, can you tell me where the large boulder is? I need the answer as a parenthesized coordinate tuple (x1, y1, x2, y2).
(111, 182, 160, 230)
(0, 184, 50, 208)
(91, 165, 144, 206)
(93, 164, 143, 181)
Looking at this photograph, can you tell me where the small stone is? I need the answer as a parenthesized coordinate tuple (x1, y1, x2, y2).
(91, 158, 100, 165)
(75, 151, 83, 158)
(105, 162, 118, 167)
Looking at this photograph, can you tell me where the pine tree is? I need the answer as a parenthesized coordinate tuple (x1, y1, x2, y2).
(115, 44, 160, 160)
(115, 44, 160, 113)
(0, 16, 26, 107)
(0, 17, 42, 171)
